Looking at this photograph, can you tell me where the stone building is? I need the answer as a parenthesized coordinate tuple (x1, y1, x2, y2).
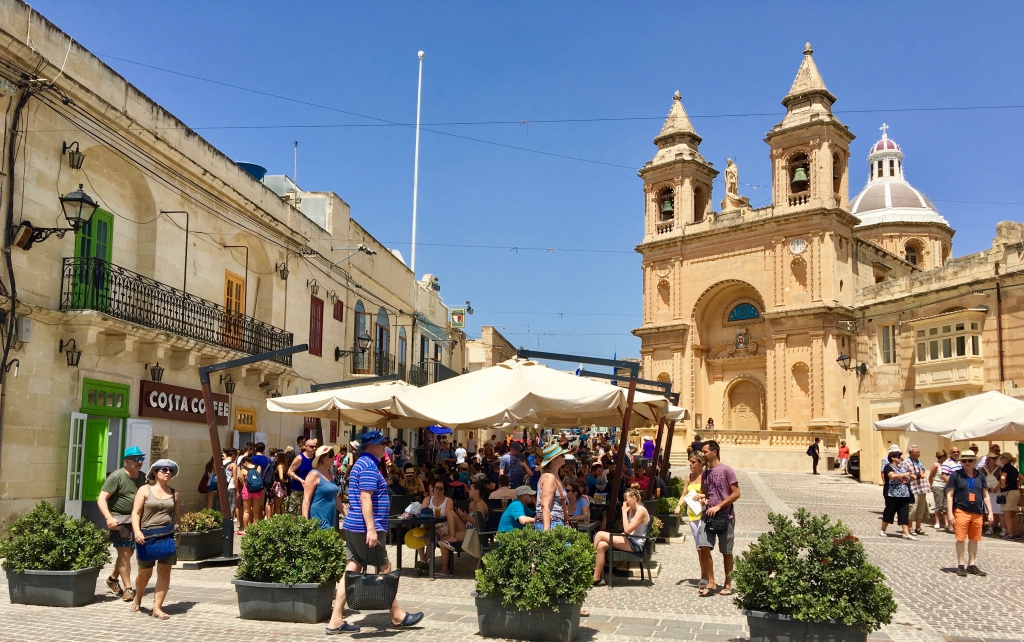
(635, 43, 1023, 475)
(0, 1, 463, 527)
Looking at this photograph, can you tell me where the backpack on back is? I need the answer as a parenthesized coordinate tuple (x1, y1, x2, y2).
(245, 467, 265, 493)
(261, 462, 276, 489)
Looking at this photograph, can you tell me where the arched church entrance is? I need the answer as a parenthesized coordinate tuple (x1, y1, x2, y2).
(727, 379, 763, 430)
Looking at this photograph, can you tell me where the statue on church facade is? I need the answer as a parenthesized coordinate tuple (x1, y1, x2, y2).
(720, 158, 750, 211)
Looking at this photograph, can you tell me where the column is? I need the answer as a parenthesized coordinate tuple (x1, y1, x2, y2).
(810, 331, 824, 422)
(770, 334, 788, 425)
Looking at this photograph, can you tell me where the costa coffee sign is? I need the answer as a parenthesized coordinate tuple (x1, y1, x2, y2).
(139, 380, 229, 425)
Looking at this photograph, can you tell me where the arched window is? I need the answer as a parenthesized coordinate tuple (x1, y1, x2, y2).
(904, 242, 920, 266)
(398, 327, 408, 378)
(727, 303, 760, 322)
(376, 307, 390, 356)
(789, 152, 810, 193)
(657, 188, 674, 222)
(693, 186, 707, 223)
(832, 152, 842, 194)
(353, 300, 369, 374)
(657, 280, 670, 311)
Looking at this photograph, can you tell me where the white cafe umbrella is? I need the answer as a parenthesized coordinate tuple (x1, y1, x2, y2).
(873, 390, 1024, 441)
(389, 358, 671, 430)
(266, 379, 421, 428)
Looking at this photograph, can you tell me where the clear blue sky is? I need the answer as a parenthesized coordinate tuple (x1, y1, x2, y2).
(32, 2, 1024, 361)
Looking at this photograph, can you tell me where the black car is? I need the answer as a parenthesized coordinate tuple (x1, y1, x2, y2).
(848, 451, 861, 480)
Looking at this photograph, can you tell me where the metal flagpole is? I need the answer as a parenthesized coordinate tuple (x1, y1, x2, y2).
(410, 51, 424, 275)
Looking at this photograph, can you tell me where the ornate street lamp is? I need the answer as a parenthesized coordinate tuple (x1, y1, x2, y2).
(836, 354, 867, 375)
(11, 184, 99, 250)
(62, 141, 85, 170)
(220, 373, 236, 394)
(335, 331, 372, 361)
(147, 362, 165, 383)
(59, 339, 82, 368)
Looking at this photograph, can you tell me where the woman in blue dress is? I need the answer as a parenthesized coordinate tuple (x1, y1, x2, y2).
(302, 445, 342, 530)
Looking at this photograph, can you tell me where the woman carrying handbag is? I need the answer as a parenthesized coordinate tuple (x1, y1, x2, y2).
(129, 459, 180, 619)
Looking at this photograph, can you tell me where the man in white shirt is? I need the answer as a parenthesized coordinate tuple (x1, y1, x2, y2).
(467, 432, 478, 457)
(455, 443, 467, 465)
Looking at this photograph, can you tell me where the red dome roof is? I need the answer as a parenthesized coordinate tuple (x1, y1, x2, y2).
(872, 138, 900, 152)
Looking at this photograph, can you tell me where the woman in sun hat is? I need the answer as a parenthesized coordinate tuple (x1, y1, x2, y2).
(302, 445, 342, 530)
(536, 442, 570, 531)
(129, 458, 180, 619)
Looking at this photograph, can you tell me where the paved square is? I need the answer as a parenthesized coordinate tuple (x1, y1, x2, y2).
(1, 470, 1021, 641)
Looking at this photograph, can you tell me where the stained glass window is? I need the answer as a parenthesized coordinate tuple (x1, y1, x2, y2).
(728, 303, 759, 322)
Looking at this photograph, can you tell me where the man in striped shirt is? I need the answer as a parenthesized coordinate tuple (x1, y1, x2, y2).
(326, 430, 424, 634)
(941, 448, 963, 482)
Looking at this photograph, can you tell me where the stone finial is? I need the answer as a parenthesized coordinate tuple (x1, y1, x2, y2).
(804, 42, 813, 55)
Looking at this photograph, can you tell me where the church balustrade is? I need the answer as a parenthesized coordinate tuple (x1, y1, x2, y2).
(655, 221, 674, 235)
(707, 429, 839, 450)
(788, 193, 810, 207)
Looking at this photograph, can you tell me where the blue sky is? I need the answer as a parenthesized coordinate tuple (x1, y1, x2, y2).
(32, 2, 1024, 361)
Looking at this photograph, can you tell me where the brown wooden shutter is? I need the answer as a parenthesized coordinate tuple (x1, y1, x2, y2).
(309, 295, 324, 357)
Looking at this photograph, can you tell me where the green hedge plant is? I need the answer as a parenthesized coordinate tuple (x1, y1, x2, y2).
(654, 496, 678, 514)
(179, 509, 222, 534)
(0, 501, 111, 573)
(732, 508, 897, 633)
(236, 514, 346, 585)
(475, 527, 595, 611)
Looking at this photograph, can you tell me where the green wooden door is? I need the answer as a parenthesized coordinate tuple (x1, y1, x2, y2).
(81, 418, 109, 502)
(72, 209, 113, 311)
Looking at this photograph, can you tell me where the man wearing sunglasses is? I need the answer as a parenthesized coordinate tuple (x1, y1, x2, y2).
(98, 446, 148, 602)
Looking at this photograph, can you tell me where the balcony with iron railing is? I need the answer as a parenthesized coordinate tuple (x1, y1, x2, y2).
(59, 257, 294, 365)
(407, 360, 460, 387)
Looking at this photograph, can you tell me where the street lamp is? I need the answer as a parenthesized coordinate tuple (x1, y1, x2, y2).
(836, 354, 867, 375)
(59, 339, 82, 368)
(335, 331, 372, 361)
(220, 373, 236, 394)
(11, 184, 99, 250)
(62, 141, 85, 170)
(147, 362, 165, 383)
(276, 262, 289, 280)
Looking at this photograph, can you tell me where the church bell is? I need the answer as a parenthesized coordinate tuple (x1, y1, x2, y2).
(660, 199, 674, 214)
(791, 166, 808, 184)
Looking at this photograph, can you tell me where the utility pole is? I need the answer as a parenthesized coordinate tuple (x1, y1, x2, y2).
(293, 141, 298, 184)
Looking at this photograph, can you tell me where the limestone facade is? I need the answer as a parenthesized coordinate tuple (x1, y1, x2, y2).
(0, 1, 462, 527)
(635, 44, 1024, 476)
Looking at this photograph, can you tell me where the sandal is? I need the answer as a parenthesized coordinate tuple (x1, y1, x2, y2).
(151, 612, 170, 620)
(128, 602, 140, 613)
(122, 588, 136, 602)
(718, 587, 735, 596)
(580, 608, 590, 617)
(697, 579, 709, 590)
(699, 586, 718, 597)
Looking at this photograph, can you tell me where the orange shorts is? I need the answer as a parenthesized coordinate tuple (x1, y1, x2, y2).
(953, 509, 983, 542)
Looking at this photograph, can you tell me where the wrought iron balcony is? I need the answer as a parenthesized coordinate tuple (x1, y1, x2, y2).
(407, 360, 460, 387)
(60, 257, 294, 365)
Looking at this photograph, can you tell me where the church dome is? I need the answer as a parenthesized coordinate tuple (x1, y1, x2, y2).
(850, 125, 948, 228)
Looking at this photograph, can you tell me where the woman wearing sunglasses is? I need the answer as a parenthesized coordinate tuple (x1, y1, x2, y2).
(129, 459, 180, 619)
(423, 479, 459, 576)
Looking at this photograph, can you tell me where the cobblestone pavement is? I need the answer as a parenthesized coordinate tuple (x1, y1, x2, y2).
(1, 469, 1021, 641)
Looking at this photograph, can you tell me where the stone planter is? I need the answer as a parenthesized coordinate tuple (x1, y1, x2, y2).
(745, 609, 867, 642)
(6, 567, 101, 607)
(232, 578, 335, 623)
(475, 594, 581, 642)
(177, 530, 222, 561)
(655, 513, 681, 539)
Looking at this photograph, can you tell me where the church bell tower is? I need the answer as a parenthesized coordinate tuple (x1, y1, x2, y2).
(765, 43, 855, 211)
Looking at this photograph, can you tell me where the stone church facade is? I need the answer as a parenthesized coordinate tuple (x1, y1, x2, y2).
(635, 44, 1024, 475)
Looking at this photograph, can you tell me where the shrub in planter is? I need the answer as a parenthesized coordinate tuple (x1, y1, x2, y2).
(654, 496, 678, 515)
(475, 527, 595, 642)
(0, 501, 111, 607)
(177, 509, 224, 561)
(233, 514, 346, 623)
(732, 509, 897, 638)
(653, 497, 681, 539)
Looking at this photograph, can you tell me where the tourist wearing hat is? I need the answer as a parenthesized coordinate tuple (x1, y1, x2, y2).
(286, 438, 317, 515)
(536, 443, 570, 531)
(97, 446, 147, 602)
(129, 459, 180, 619)
(327, 430, 424, 633)
(302, 445, 342, 530)
(945, 449, 994, 576)
(498, 486, 538, 532)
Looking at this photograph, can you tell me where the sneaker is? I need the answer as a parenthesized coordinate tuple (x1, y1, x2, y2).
(966, 565, 987, 576)
(933, 524, 942, 529)
(984, 527, 994, 536)
(880, 531, 888, 538)
(104, 576, 123, 597)
(902, 534, 917, 541)
(956, 565, 967, 577)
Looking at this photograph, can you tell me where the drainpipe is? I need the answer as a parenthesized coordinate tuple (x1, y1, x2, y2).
(0, 86, 39, 474)
(995, 261, 1004, 389)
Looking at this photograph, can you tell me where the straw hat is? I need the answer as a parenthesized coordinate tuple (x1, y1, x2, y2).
(539, 442, 568, 468)
(404, 527, 429, 549)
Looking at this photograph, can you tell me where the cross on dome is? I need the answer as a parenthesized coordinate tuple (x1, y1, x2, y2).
(880, 123, 889, 139)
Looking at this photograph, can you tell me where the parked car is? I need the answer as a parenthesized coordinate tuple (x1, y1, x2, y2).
(848, 451, 860, 481)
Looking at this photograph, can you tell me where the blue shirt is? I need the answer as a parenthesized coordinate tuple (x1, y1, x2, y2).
(290, 454, 312, 492)
(498, 499, 535, 532)
(342, 453, 390, 533)
(527, 455, 541, 491)
(251, 454, 270, 472)
(501, 452, 526, 488)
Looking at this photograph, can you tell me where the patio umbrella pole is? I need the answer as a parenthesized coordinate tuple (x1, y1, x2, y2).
(659, 420, 676, 481)
(643, 417, 666, 501)
(605, 376, 637, 530)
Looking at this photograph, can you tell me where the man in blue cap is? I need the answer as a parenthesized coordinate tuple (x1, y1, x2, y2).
(326, 430, 424, 634)
(97, 446, 147, 602)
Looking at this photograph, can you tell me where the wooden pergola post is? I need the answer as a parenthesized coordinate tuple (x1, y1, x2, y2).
(660, 420, 676, 481)
(643, 417, 666, 500)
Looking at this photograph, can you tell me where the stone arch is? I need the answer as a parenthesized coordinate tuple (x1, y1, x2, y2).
(792, 362, 810, 397)
(723, 375, 765, 430)
(693, 185, 708, 223)
(657, 187, 674, 221)
(787, 151, 810, 194)
(904, 238, 925, 267)
(224, 230, 275, 322)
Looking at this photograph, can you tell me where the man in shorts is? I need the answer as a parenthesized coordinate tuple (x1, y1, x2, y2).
(326, 430, 424, 634)
(97, 446, 146, 602)
(945, 449, 993, 577)
(905, 445, 931, 536)
(698, 440, 740, 597)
